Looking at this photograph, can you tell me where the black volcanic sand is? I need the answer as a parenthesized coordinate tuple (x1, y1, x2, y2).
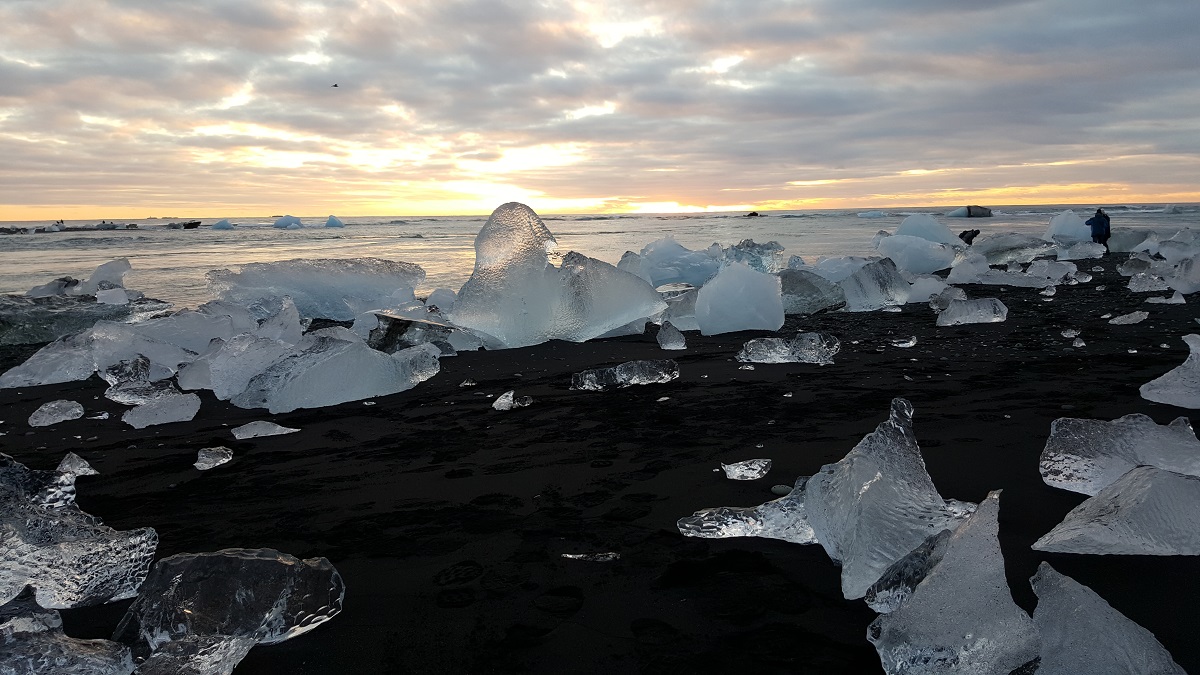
(4, 262, 1200, 674)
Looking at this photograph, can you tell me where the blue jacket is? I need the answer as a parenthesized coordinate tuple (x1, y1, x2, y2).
(1085, 214, 1110, 238)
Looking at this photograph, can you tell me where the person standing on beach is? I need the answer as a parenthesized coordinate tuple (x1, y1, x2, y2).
(1086, 208, 1111, 253)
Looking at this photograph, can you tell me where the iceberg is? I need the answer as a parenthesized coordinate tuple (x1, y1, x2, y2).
(736, 332, 840, 365)
(695, 262, 784, 335)
(230, 421, 300, 440)
(777, 268, 846, 315)
(1033, 466, 1200, 555)
(272, 215, 302, 228)
(1141, 336, 1200, 408)
(571, 360, 679, 391)
(194, 447, 234, 471)
(656, 321, 686, 350)
(935, 298, 1007, 326)
(1031, 562, 1185, 675)
(867, 491, 1040, 675)
(721, 458, 772, 480)
(839, 258, 910, 312)
(1040, 413, 1200, 495)
(27, 400, 84, 427)
(324, 215, 344, 228)
(211, 218, 235, 230)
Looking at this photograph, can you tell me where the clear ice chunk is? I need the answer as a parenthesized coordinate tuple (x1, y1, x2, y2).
(736, 332, 840, 365)
(571, 360, 679, 391)
(839, 258, 910, 312)
(695, 262, 784, 335)
(928, 286, 968, 313)
(894, 214, 961, 245)
(492, 391, 532, 411)
(1129, 273, 1171, 292)
(1031, 562, 1185, 675)
(0, 293, 167, 347)
(194, 447, 233, 471)
(1142, 334, 1200, 408)
(635, 237, 721, 288)
(969, 232, 1055, 265)
(656, 321, 687, 350)
(56, 453, 98, 477)
(0, 589, 135, 675)
(1109, 311, 1148, 325)
(1040, 413, 1200, 495)
(1056, 240, 1107, 260)
(1146, 291, 1186, 304)
(875, 233, 959, 275)
(560, 552, 620, 562)
(721, 459, 772, 480)
(721, 239, 785, 273)
(863, 529, 952, 614)
(181, 334, 293, 401)
(133, 634, 257, 675)
(935, 298, 1008, 326)
(777, 268, 847, 315)
(122, 394, 201, 429)
(27, 400, 84, 427)
(1043, 209, 1092, 242)
(867, 491, 1040, 675)
(230, 421, 300, 440)
(1033, 466, 1200, 555)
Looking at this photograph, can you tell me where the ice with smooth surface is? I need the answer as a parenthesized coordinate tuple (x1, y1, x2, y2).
(1147, 291, 1186, 304)
(1043, 210, 1092, 241)
(875, 233, 959, 275)
(0, 589, 135, 675)
(928, 286, 968, 313)
(694, 262, 784, 335)
(656, 321, 686, 350)
(659, 286, 699, 332)
(868, 491, 1039, 675)
(134, 634, 256, 675)
(777, 268, 847, 315)
(894, 214, 961, 246)
(1057, 239, 1107, 261)
(839, 258, 910, 311)
(113, 548, 344, 668)
(56, 452, 98, 476)
(231, 421, 300, 440)
(1033, 466, 1200, 555)
(272, 215, 302, 228)
(636, 237, 721, 288)
(969, 232, 1056, 265)
(181, 334, 294, 400)
(211, 219, 234, 230)
(492, 390, 532, 411)
(1040, 413, 1200, 495)
(0, 293, 165, 347)
(863, 529, 951, 614)
(935, 298, 1008, 326)
(1109, 311, 1149, 325)
(1142, 337, 1200, 408)
(810, 255, 877, 282)
(736, 332, 840, 365)
(194, 447, 234, 471)
(324, 215, 344, 228)
(122, 393, 201, 429)
(906, 275, 949, 304)
(721, 459, 772, 480)
(1030, 562, 1184, 675)
(27, 400, 84, 427)
(679, 399, 975, 600)
(571, 360, 679, 391)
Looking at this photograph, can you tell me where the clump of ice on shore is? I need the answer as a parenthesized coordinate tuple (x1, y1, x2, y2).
(194, 447, 234, 471)
(1110, 311, 1149, 325)
(874, 232, 959, 275)
(720, 239, 785, 273)
(721, 458, 772, 480)
(1141, 334, 1200, 408)
(1147, 291, 1186, 304)
(28, 400, 84, 427)
(0, 587, 135, 674)
(935, 298, 1007, 326)
(839, 258, 910, 311)
(969, 232, 1055, 265)
(571, 360, 679, 391)
(777, 268, 847, 315)
(656, 320, 686, 350)
(122, 393, 201, 429)
(272, 215, 302, 228)
(695, 262, 784, 334)
(231, 421, 300, 440)
(1040, 413, 1200, 495)
(1129, 273, 1171, 292)
(627, 237, 721, 288)
(736, 332, 840, 365)
(325, 215, 344, 228)
(1043, 210, 1092, 242)
(492, 390, 532, 411)
(57, 452, 98, 476)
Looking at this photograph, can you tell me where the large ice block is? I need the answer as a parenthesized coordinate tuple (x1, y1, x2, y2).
(571, 360, 679, 391)
(969, 233, 1056, 265)
(695, 262, 784, 335)
(1033, 466, 1200, 555)
(0, 333, 97, 388)
(1140, 334, 1200, 408)
(0, 588, 135, 675)
(736, 332, 840, 365)
(875, 233, 959, 275)
(777, 268, 847, 315)
(1031, 562, 1184, 675)
(0, 294, 167, 347)
(1043, 210, 1091, 241)
(1040, 413, 1200, 495)
(182, 334, 294, 401)
(894, 214, 961, 246)
(935, 298, 1007, 326)
(868, 491, 1040, 675)
(839, 258, 910, 311)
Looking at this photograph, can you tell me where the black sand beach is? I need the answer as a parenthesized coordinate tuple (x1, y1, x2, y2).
(4, 262, 1200, 674)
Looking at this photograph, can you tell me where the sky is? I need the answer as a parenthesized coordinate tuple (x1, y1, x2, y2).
(1, 0, 1198, 219)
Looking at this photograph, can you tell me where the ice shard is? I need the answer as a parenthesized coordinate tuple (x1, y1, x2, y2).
(875, 233, 959, 275)
(736, 332, 840, 365)
(492, 390, 532, 411)
(935, 298, 1007, 326)
(636, 237, 721, 288)
(863, 529, 951, 614)
(27, 400, 84, 427)
(0, 588, 135, 675)
(839, 258, 910, 312)
(694, 262, 784, 335)
(1109, 311, 1149, 325)
(721, 459, 772, 480)
(1128, 273, 1171, 292)
(113, 548, 344, 670)
(194, 447, 233, 471)
(571, 360, 679, 391)
(777, 268, 847, 315)
(1033, 466, 1200, 555)
(720, 239, 785, 273)
(121, 393, 202, 429)
(868, 491, 1040, 675)
(231, 421, 299, 440)
(1040, 413, 1200, 495)
(1031, 562, 1184, 675)
(56, 453, 98, 477)
(969, 232, 1055, 265)
(1140, 334, 1200, 408)
(656, 321, 687, 350)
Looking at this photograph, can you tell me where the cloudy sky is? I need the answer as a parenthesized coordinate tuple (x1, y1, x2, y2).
(1, 0, 1198, 219)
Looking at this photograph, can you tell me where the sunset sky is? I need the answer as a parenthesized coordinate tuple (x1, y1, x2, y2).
(1, 0, 1198, 220)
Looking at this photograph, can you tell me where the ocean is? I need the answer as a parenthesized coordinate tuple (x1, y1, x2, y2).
(2, 203, 1196, 309)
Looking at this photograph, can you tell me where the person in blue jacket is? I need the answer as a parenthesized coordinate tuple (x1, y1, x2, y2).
(1085, 208, 1111, 253)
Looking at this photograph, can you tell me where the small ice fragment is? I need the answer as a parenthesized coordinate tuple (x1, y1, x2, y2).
(1092, 266, 1104, 272)
(28, 400, 84, 427)
(1096, 285, 1106, 291)
(736, 332, 840, 365)
(1129, 349, 1138, 354)
(1161, 343, 1170, 348)
(1147, 291, 1186, 304)
(87, 412, 109, 420)
(1040, 285, 1057, 296)
(656, 320, 687, 350)
(935, 298, 1008, 326)
(231, 421, 300, 440)
(890, 336, 917, 348)
(459, 379, 477, 387)
(739, 364, 755, 370)
(492, 390, 533, 411)
(1109, 311, 1148, 325)
(561, 552, 620, 562)
(122, 393, 201, 429)
(721, 458, 772, 480)
(1061, 329, 1080, 338)
(783, 392, 793, 397)
(56, 452, 98, 476)
(656, 396, 669, 402)
(194, 446, 234, 471)
(1100, 313, 1112, 318)
(571, 360, 679, 391)
(1073, 338, 1086, 347)
(363, 401, 376, 406)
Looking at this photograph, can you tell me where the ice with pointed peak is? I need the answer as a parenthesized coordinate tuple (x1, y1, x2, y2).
(190, 447, 233, 472)
(1168, 252, 1200, 294)
(122, 393, 201, 429)
(935, 298, 1007, 326)
(571, 360, 679, 391)
(736, 332, 840, 365)
(875, 233, 959, 275)
(777, 268, 846, 315)
(272, 215, 302, 228)
(721, 458, 772, 480)
(969, 232, 1056, 264)
(656, 321, 686, 350)
(928, 286, 968, 313)
(231, 421, 300, 440)
(1040, 413, 1200, 495)
(1043, 210, 1092, 242)
(1030, 562, 1184, 674)
(1109, 311, 1148, 325)
(839, 258, 910, 311)
(28, 400, 84, 427)
(325, 215, 344, 228)
(693, 261, 784, 335)
(0, 589, 135, 675)
(113, 548, 344, 671)
(863, 529, 951, 614)
(492, 390, 532, 411)
(0, 334, 97, 388)
(868, 491, 1040, 675)
(1033, 466, 1200, 555)
(57, 452, 98, 476)
(211, 218, 235, 230)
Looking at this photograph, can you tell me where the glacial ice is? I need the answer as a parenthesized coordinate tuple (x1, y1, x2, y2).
(1057, 239, 1107, 261)
(325, 215, 344, 228)
(113, 548, 344, 670)
(1040, 413, 1200, 495)
(1147, 291, 1186, 304)
(721, 239, 785, 273)
(230, 421, 300, 440)
(122, 393, 201, 429)
(0, 293, 167, 348)
(1031, 562, 1185, 675)
(1043, 210, 1092, 242)
(721, 459, 772, 480)
(1168, 252, 1200, 294)
(179, 334, 291, 400)
(56, 453, 98, 477)
(27, 400, 84, 427)
(492, 390, 532, 411)
(894, 214, 961, 246)
(1109, 311, 1148, 325)
(211, 219, 235, 230)
(194, 447, 233, 471)
(1129, 273, 1171, 292)
(635, 237, 721, 288)
(272, 215, 302, 228)
(694, 262, 784, 335)
(0, 454, 158, 609)
(571, 360, 679, 391)
(94, 288, 129, 305)
(1033, 466, 1200, 555)
(935, 298, 1008, 326)
(1141, 337, 1200, 408)
(969, 233, 1056, 265)
(777, 268, 846, 315)
(656, 321, 687, 350)
(208, 258, 425, 321)
(424, 287, 457, 312)
(0, 588, 135, 675)
(905, 275, 949, 304)
(863, 529, 951, 614)
(839, 258, 910, 311)
(874, 233, 959, 275)
(659, 286, 700, 332)
(810, 255, 876, 282)
(736, 332, 840, 365)
(867, 491, 1040, 675)
(678, 399, 975, 600)
(928, 286, 968, 313)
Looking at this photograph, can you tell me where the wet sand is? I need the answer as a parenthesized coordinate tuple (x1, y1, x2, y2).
(3, 261, 1199, 674)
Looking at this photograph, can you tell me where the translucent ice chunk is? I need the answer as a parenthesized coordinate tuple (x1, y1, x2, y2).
(656, 321, 687, 350)
(695, 262, 784, 335)
(230, 421, 300, 440)
(254, 296, 303, 345)
(677, 476, 816, 544)
(875, 233, 959, 275)
(1057, 240, 1106, 260)
(1128, 273, 1171, 292)
(935, 298, 1008, 326)
(736, 332, 840, 365)
(134, 635, 256, 675)
(194, 447, 233, 471)
(1040, 413, 1200, 495)
(122, 394, 202, 429)
(1142, 334, 1200, 408)
(868, 491, 1040, 675)
(28, 400, 84, 427)
(928, 286, 968, 313)
(492, 391, 532, 411)
(839, 258, 910, 312)
(1033, 466, 1200, 555)
(56, 453, 98, 476)
(777, 268, 847, 315)
(560, 552, 620, 562)
(969, 232, 1055, 265)
(183, 334, 294, 401)
(863, 529, 951, 614)
(721, 459, 772, 480)
(0, 589, 135, 675)
(1109, 311, 1148, 325)
(721, 239, 785, 273)
(571, 360, 679, 391)
(1043, 209, 1091, 241)
(1031, 562, 1185, 675)
(1146, 291, 1186, 304)
(113, 548, 344, 664)
(0, 294, 163, 347)
(894, 214, 961, 245)
(636, 237, 721, 288)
